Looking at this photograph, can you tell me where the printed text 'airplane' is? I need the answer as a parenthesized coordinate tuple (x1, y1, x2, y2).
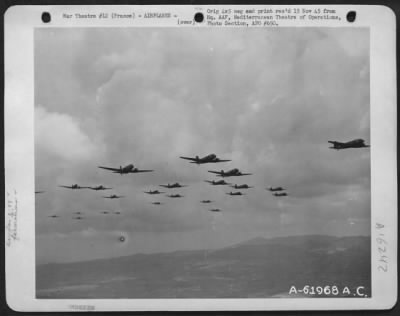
(98, 164, 153, 175)
(180, 153, 231, 165)
(328, 139, 370, 150)
(208, 168, 252, 178)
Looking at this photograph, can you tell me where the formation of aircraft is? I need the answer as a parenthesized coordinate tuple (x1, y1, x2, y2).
(208, 168, 252, 177)
(328, 138, 369, 150)
(87, 185, 112, 191)
(103, 194, 124, 199)
(180, 153, 231, 164)
(205, 179, 230, 186)
(98, 164, 153, 175)
(144, 190, 164, 195)
(230, 184, 253, 189)
(159, 183, 187, 189)
(42, 138, 369, 221)
(59, 184, 87, 190)
(268, 186, 288, 197)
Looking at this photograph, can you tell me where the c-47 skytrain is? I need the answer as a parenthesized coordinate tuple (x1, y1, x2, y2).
(98, 164, 153, 175)
(180, 153, 231, 164)
(328, 139, 369, 150)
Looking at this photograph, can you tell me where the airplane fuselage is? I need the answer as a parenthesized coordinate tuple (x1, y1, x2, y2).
(328, 139, 369, 150)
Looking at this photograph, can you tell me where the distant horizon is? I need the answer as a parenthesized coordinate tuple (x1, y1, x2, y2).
(37, 233, 371, 265)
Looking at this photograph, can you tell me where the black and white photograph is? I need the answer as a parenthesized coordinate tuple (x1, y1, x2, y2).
(34, 26, 372, 299)
(4, 5, 397, 311)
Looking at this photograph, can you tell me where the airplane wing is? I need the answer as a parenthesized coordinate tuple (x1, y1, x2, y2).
(208, 170, 223, 175)
(130, 169, 153, 173)
(59, 185, 72, 189)
(180, 156, 197, 162)
(98, 166, 120, 172)
(214, 159, 231, 163)
(159, 185, 169, 188)
(239, 173, 252, 176)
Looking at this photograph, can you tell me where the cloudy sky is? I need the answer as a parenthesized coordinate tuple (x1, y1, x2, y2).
(35, 27, 370, 264)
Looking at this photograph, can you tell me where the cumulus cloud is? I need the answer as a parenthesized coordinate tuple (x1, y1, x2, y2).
(35, 106, 98, 161)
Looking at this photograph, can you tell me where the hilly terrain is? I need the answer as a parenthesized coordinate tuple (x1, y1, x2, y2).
(36, 235, 371, 298)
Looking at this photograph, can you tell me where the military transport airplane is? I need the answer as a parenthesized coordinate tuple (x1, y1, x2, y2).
(114, 211, 121, 215)
(101, 211, 109, 214)
(48, 215, 59, 218)
(268, 187, 285, 192)
(73, 211, 82, 215)
(87, 185, 112, 191)
(226, 191, 245, 196)
(328, 139, 369, 150)
(152, 202, 163, 205)
(273, 192, 288, 197)
(35, 191, 45, 194)
(98, 164, 153, 175)
(73, 216, 85, 220)
(230, 184, 253, 189)
(205, 180, 230, 186)
(144, 190, 165, 195)
(209, 208, 221, 212)
(201, 200, 213, 203)
(180, 153, 231, 164)
(159, 183, 187, 189)
(59, 184, 87, 190)
(166, 194, 184, 198)
(103, 194, 124, 199)
(208, 168, 252, 177)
